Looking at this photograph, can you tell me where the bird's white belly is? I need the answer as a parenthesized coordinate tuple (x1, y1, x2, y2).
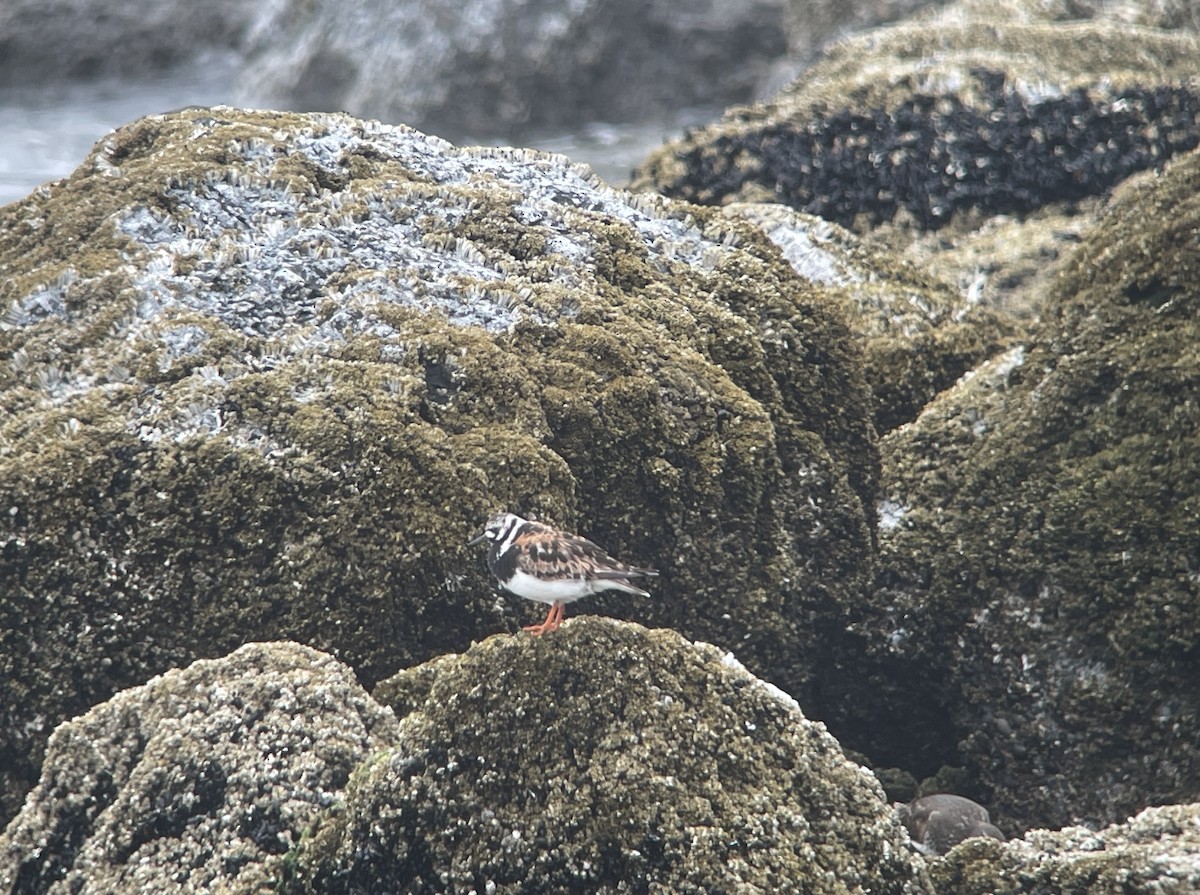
(504, 569, 591, 604)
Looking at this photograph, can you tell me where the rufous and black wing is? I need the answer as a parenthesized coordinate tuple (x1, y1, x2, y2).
(513, 525, 656, 584)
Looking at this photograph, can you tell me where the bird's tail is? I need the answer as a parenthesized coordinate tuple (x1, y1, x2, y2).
(596, 566, 657, 597)
(605, 579, 653, 598)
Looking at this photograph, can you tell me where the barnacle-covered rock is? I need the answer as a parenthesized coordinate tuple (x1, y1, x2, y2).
(0, 642, 398, 894)
(0, 107, 878, 824)
(632, 0, 1200, 313)
(932, 803, 1200, 895)
(287, 619, 933, 895)
(720, 203, 1023, 432)
(869, 149, 1200, 830)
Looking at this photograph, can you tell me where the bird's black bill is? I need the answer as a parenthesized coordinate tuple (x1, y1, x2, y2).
(467, 532, 487, 546)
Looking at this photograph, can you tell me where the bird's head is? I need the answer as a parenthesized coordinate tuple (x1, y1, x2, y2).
(468, 512, 526, 546)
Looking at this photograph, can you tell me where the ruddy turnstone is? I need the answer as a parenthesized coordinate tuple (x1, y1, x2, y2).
(468, 512, 657, 635)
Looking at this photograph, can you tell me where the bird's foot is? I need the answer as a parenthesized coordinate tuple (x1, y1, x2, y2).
(523, 602, 564, 636)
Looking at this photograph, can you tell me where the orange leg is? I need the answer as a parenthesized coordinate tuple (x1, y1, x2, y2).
(545, 601, 565, 633)
(523, 601, 565, 636)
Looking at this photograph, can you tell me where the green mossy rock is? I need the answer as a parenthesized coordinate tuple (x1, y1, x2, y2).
(0, 642, 398, 894)
(285, 619, 934, 895)
(631, 0, 1200, 317)
(872, 149, 1200, 830)
(0, 107, 878, 825)
(719, 203, 1024, 432)
(932, 803, 1200, 895)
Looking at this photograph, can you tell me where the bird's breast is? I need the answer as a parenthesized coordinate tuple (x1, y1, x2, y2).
(502, 569, 591, 604)
(487, 543, 518, 580)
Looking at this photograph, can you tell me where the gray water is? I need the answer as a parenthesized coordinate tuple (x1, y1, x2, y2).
(0, 58, 235, 208)
(0, 60, 714, 208)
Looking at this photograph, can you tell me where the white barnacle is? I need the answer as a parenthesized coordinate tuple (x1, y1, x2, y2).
(195, 365, 225, 385)
(699, 246, 726, 271)
(183, 401, 223, 435)
(878, 499, 908, 530)
(261, 218, 289, 240)
(34, 365, 64, 392)
(453, 238, 488, 266)
(235, 244, 263, 264)
(421, 232, 455, 252)
(144, 254, 173, 276)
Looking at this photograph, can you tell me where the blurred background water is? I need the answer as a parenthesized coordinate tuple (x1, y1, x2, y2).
(0, 0, 937, 207)
(0, 57, 719, 207)
(0, 56, 233, 207)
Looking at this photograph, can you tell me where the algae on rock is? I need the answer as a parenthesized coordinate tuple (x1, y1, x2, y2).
(631, 0, 1200, 317)
(933, 803, 1200, 895)
(0, 642, 399, 895)
(0, 107, 879, 825)
(285, 619, 934, 895)
(869, 149, 1200, 830)
(720, 203, 1024, 433)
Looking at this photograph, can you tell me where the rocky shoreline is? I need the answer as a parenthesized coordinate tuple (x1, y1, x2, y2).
(3, 0, 1199, 892)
